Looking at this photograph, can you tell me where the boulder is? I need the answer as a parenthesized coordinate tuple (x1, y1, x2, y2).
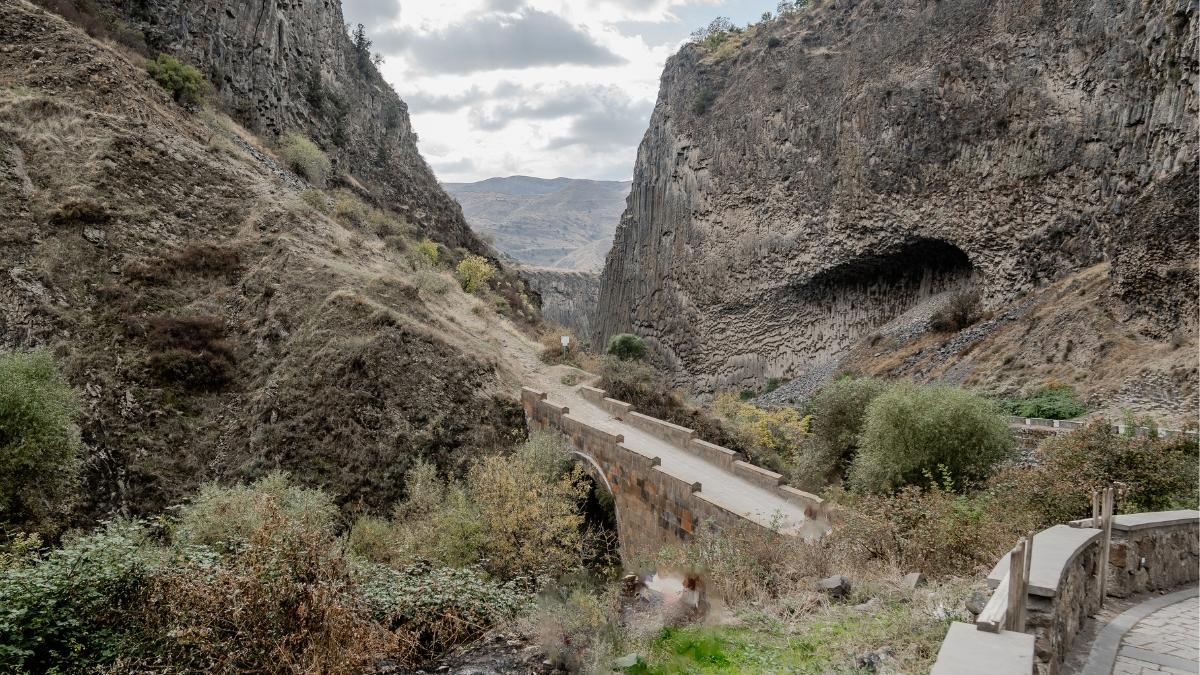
(816, 575, 851, 599)
(902, 572, 927, 589)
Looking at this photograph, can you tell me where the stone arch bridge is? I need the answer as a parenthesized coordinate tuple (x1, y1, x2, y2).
(521, 385, 825, 564)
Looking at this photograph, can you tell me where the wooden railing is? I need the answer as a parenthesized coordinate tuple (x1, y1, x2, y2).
(975, 532, 1033, 632)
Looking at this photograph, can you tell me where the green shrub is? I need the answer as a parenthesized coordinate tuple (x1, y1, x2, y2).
(800, 376, 887, 487)
(532, 587, 616, 671)
(416, 237, 439, 266)
(691, 88, 717, 115)
(990, 423, 1199, 527)
(0, 349, 81, 530)
(356, 561, 530, 662)
(0, 520, 159, 673)
(929, 289, 982, 333)
(174, 471, 337, 552)
(279, 132, 332, 186)
(455, 254, 496, 293)
(301, 189, 330, 213)
(606, 333, 647, 361)
(1000, 384, 1087, 420)
(145, 53, 207, 106)
(390, 437, 588, 580)
(850, 382, 1014, 493)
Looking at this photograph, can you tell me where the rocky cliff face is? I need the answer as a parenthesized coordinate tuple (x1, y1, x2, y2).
(102, 0, 481, 251)
(596, 0, 1198, 399)
(522, 268, 599, 341)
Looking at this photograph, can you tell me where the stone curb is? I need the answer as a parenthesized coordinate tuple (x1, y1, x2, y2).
(1080, 586, 1199, 675)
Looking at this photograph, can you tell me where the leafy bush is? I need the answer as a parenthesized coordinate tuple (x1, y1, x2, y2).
(1000, 384, 1087, 420)
(929, 289, 982, 333)
(390, 435, 588, 580)
(301, 189, 330, 213)
(712, 394, 809, 477)
(0, 349, 81, 530)
(799, 376, 887, 487)
(280, 132, 332, 186)
(416, 237, 440, 266)
(174, 471, 337, 552)
(145, 53, 207, 106)
(143, 498, 400, 672)
(828, 483, 1034, 578)
(356, 561, 530, 662)
(455, 254, 496, 294)
(606, 333, 647, 361)
(850, 382, 1014, 493)
(990, 423, 1199, 527)
(0, 520, 159, 673)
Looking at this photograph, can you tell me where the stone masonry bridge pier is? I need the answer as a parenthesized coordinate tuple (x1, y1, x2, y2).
(521, 385, 826, 564)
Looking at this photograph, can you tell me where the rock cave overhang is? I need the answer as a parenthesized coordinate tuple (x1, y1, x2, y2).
(792, 237, 975, 301)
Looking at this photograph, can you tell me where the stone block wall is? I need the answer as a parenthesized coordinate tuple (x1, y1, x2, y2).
(1025, 540, 1102, 675)
(1106, 516, 1200, 598)
(932, 510, 1199, 675)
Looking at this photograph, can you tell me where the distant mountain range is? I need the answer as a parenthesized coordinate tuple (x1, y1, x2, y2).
(444, 176, 631, 271)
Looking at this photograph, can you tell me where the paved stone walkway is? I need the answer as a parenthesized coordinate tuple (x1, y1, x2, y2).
(1113, 599, 1199, 675)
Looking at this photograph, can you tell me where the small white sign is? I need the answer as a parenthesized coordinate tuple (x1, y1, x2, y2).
(560, 335, 571, 347)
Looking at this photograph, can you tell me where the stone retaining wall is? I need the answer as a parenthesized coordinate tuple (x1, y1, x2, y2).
(932, 510, 1199, 675)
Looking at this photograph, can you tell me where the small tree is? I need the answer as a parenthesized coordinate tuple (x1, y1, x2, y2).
(351, 23, 373, 74)
(0, 350, 81, 530)
(455, 255, 496, 293)
(850, 382, 1014, 493)
(146, 54, 208, 106)
(606, 333, 646, 361)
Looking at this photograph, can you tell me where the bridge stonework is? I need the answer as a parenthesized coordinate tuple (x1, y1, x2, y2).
(521, 387, 762, 565)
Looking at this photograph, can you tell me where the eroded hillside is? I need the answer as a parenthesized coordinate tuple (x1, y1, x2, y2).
(595, 0, 1198, 421)
(0, 1, 539, 520)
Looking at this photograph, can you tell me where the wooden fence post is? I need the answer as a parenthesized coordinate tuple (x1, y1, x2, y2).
(1016, 530, 1033, 632)
(1004, 538, 1026, 632)
(1097, 485, 1114, 605)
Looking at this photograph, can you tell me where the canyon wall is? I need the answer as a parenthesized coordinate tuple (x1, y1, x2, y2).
(595, 0, 1198, 394)
(101, 0, 481, 251)
(522, 267, 599, 341)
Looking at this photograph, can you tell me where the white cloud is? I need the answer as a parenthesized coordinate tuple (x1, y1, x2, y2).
(355, 0, 777, 182)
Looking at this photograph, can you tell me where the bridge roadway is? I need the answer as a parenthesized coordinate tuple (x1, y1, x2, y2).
(547, 385, 813, 536)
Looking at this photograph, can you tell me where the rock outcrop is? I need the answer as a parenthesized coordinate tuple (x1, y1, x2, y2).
(522, 267, 599, 341)
(595, 0, 1198, 396)
(100, 0, 481, 251)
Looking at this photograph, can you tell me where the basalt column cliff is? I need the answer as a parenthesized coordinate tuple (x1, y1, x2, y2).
(594, 0, 1198, 401)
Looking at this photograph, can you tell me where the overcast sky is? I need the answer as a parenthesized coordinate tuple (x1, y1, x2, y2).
(342, 0, 777, 183)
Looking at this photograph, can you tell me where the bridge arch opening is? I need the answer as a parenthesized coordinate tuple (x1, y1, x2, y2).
(570, 451, 621, 572)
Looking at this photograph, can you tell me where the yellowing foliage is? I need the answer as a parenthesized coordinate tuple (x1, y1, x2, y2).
(713, 393, 810, 471)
